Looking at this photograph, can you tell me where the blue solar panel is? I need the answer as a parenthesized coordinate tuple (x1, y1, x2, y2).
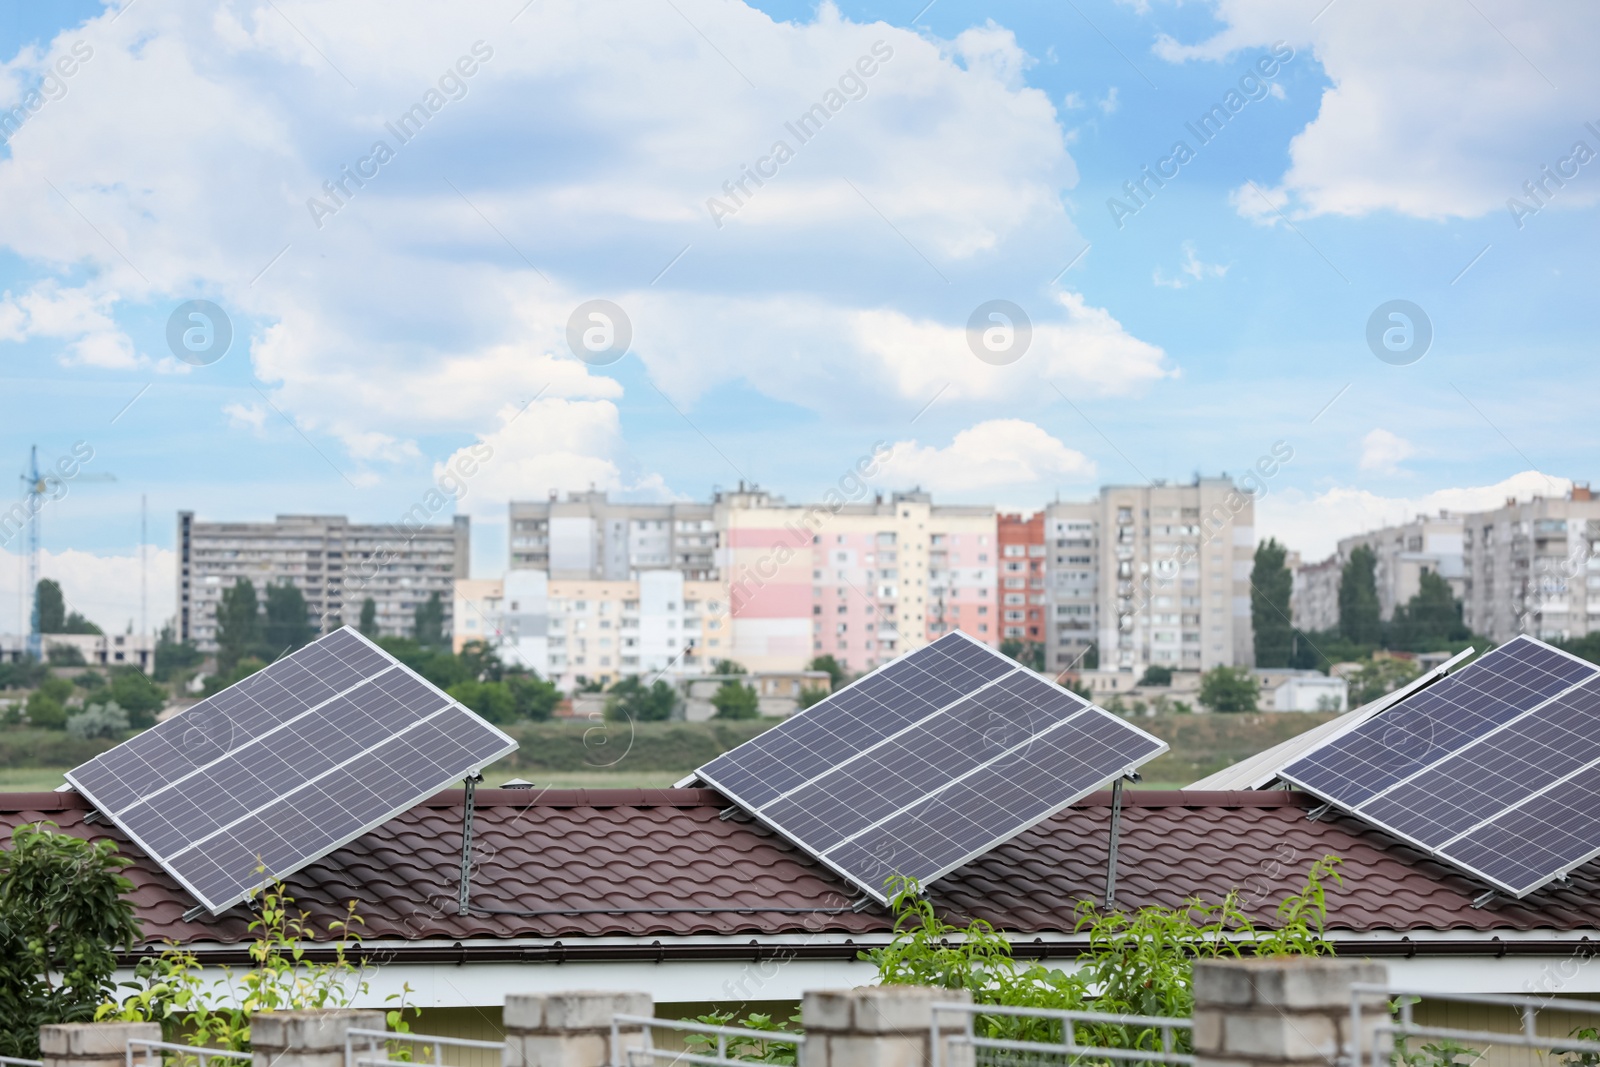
(695, 630, 1166, 902)
(66, 627, 516, 913)
(1278, 635, 1600, 897)
(1280, 637, 1597, 807)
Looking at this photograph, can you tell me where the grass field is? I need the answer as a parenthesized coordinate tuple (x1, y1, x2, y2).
(0, 711, 1337, 793)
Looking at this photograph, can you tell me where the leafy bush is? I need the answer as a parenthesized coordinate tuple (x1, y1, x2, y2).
(606, 676, 679, 722)
(67, 702, 131, 740)
(866, 856, 1342, 1049)
(687, 1011, 801, 1065)
(797, 685, 829, 709)
(100, 878, 415, 1048)
(0, 729, 117, 768)
(448, 679, 518, 724)
(0, 824, 142, 1057)
(712, 680, 760, 720)
(1199, 665, 1259, 712)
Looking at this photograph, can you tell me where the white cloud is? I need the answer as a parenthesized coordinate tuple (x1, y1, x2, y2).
(0, 545, 176, 638)
(1158, 0, 1600, 222)
(223, 401, 268, 434)
(1357, 428, 1415, 473)
(1062, 91, 1086, 109)
(876, 419, 1095, 493)
(630, 288, 1172, 414)
(1153, 242, 1229, 288)
(0, 0, 1111, 476)
(1097, 86, 1120, 114)
(0, 281, 144, 368)
(433, 398, 672, 519)
(1258, 470, 1572, 561)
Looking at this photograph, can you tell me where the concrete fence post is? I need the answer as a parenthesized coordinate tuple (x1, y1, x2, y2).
(502, 991, 651, 1067)
(40, 1022, 160, 1067)
(251, 1009, 387, 1067)
(1193, 957, 1390, 1067)
(801, 985, 973, 1067)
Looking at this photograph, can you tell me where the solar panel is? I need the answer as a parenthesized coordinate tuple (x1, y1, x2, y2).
(65, 627, 517, 914)
(1278, 635, 1600, 897)
(693, 630, 1166, 902)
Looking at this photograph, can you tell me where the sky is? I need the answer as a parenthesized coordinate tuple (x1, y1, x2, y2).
(1, 0, 1596, 634)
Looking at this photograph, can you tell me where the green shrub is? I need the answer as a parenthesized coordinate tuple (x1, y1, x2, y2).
(0, 824, 141, 1057)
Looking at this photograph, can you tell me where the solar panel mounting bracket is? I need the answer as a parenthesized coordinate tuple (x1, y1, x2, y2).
(182, 904, 209, 923)
(1306, 802, 1333, 822)
(83, 809, 103, 825)
(850, 895, 877, 913)
(1471, 890, 1496, 909)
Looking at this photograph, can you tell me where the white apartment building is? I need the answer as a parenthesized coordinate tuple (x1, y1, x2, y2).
(508, 492, 716, 579)
(462, 572, 724, 690)
(1461, 485, 1600, 643)
(177, 512, 469, 651)
(1044, 477, 1256, 675)
(1335, 513, 1465, 622)
(1292, 555, 1341, 633)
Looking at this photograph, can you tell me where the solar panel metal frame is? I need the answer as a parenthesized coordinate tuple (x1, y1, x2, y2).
(1276, 635, 1600, 898)
(64, 626, 518, 915)
(689, 629, 1168, 904)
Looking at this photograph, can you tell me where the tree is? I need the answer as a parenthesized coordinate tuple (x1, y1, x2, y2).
(447, 680, 517, 724)
(358, 597, 378, 638)
(25, 685, 69, 729)
(61, 612, 100, 634)
(712, 679, 760, 719)
(1338, 546, 1382, 646)
(1251, 538, 1294, 667)
(377, 637, 469, 690)
(413, 592, 446, 649)
(1199, 665, 1259, 712)
(34, 579, 65, 633)
(807, 655, 845, 689)
(152, 623, 203, 684)
(105, 668, 166, 729)
(1389, 571, 1467, 651)
(713, 658, 747, 675)
(1138, 665, 1173, 687)
(1347, 657, 1420, 706)
(67, 702, 130, 740)
(263, 582, 315, 656)
(605, 676, 679, 722)
(1000, 638, 1044, 672)
(459, 639, 504, 682)
(0, 825, 142, 1056)
(45, 643, 86, 666)
(507, 673, 560, 721)
(797, 685, 829, 709)
(201, 656, 267, 696)
(215, 579, 265, 673)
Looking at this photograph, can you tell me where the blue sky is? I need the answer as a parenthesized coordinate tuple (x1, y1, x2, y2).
(1, 0, 1595, 631)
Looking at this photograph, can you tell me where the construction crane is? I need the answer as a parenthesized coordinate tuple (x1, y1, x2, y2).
(19, 445, 115, 660)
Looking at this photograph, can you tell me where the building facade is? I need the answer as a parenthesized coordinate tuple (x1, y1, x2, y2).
(1335, 513, 1466, 622)
(1291, 555, 1342, 633)
(463, 572, 723, 689)
(1044, 477, 1255, 675)
(508, 492, 716, 579)
(716, 487, 997, 676)
(177, 512, 469, 651)
(1461, 486, 1600, 643)
(996, 512, 1046, 648)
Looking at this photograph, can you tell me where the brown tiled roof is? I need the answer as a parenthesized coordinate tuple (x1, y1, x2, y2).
(5, 788, 1599, 958)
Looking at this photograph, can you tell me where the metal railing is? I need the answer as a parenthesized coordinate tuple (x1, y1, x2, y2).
(611, 1013, 805, 1067)
(1353, 983, 1600, 1067)
(346, 1028, 506, 1067)
(126, 1040, 251, 1067)
(933, 1002, 1194, 1067)
(0, 1056, 45, 1067)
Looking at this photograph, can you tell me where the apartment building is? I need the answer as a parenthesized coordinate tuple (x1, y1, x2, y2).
(717, 486, 996, 675)
(1335, 513, 1465, 621)
(466, 571, 723, 689)
(177, 512, 469, 651)
(1461, 485, 1600, 643)
(1043, 478, 1255, 674)
(507, 491, 716, 579)
(1291, 555, 1341, 633)
(997, 512, 1046, 646)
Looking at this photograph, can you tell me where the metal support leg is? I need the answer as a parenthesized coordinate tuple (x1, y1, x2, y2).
(1105, 778, 1124, 910)
(459, 772, 482, 916)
